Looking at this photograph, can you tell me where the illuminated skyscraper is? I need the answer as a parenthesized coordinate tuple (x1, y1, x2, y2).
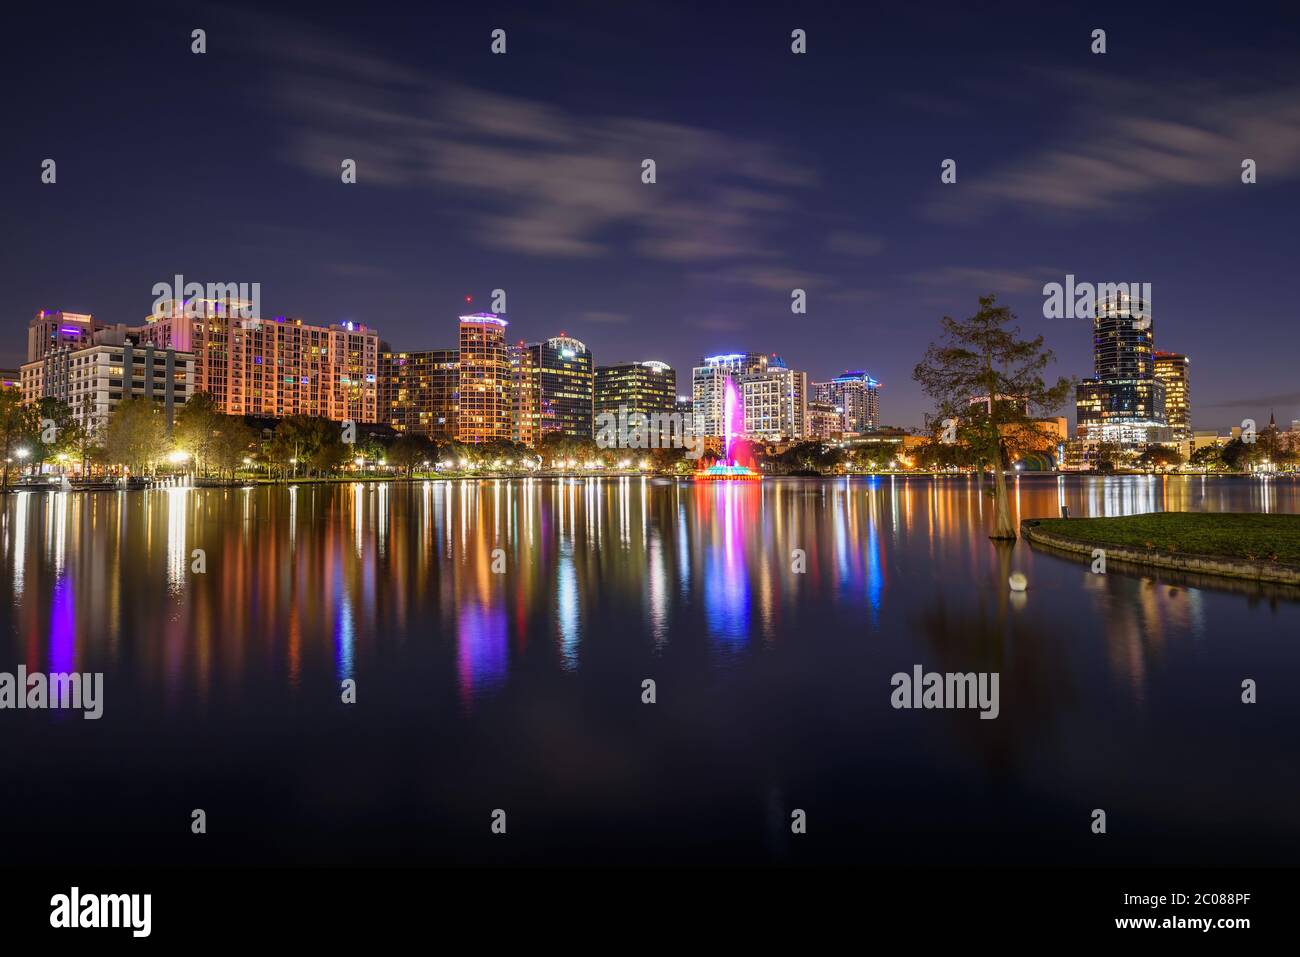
(456, 313, 512, 443)
(512, 334, 594, 444)
(1154, 351, 1190, 440)
(510, 341, 541, 447)
(595, 361, 676, 417)
(1074, 292, 1166, 446)
(379, 348, 459, 438)
(811, 370, 880, 434)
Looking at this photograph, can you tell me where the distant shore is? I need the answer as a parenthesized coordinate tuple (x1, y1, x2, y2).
(2, 468, 1296, 493)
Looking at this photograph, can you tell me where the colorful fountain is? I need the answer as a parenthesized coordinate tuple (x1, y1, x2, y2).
(697, 375, 762, 481)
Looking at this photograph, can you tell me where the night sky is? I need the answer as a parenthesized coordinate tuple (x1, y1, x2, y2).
(4, 1, 1299, 430)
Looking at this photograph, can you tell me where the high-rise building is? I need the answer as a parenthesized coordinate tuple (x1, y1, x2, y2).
(21, 325, 193, 431)
(1092, 292, 1154, 380)
(595, 360, 676, 418)
(1074, 292, 1166, 446)
(1154, 352, 1190, 440)
(27, 310, 100, 363)
(511, 334, 594, 445)
(805, 400, 841, 441)
(742, 365, 807, 441)
(456, 313, 512, 443)
(137, 299, 379, 422)
(811, 370, 880, 434)
(692, 352, 774, 437)
(379, 349, 458, 438)
(510, 340, 541, 447)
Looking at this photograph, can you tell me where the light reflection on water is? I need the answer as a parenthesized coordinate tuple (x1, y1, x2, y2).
(1, 475, 1298, 865)
(2, 475, 1297, 700)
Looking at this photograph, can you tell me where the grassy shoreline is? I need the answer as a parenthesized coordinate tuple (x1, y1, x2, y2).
(1028, 513, 1300, 565)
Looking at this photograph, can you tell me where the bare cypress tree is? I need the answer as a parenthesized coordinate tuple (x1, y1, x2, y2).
(913, 295, 1073, 539)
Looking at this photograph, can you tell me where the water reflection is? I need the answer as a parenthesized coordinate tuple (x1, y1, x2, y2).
(0, 476, 1296, 711)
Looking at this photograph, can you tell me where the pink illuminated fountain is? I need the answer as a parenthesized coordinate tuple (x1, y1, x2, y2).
(698, 375, 761, 481)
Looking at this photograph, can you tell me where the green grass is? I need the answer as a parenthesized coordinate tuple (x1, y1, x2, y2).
(1031, 512, 1300, 564)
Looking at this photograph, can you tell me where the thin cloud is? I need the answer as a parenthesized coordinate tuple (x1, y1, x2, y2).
(261, 27, 815, 264)
(1200, 392, 1300, 410)
(906, 265, 1053, 294)
(925, 75, 1300, 222)
(826, 232, 885, 257)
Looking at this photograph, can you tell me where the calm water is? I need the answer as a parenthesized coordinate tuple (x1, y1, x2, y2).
(2, 475, 1298, 866)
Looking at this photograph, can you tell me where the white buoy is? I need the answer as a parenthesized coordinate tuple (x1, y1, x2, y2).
(1009, 572, 1028, 592)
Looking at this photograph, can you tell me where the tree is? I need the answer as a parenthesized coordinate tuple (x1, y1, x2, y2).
(1094, 441, 1124, 473)
(387, 434, 436, 476)
(30, 398, 80, 473)
(650, 444, 691, 474)
(1189, 443, 1223, 471)
(209, 419, 257, 480)
(1219, 438, 1252, 472)
(913, 295, 1073, 539)
(173, 392, 224, 476)
(269, 415, 341, 478)
(912, 438, 956, 471)
(772, 440, 843, 475)
(102, 398, 172, 475)
(538, 433, 594, 468)
(71, 392, 101, 475)
(1138, 444, 1183, 469)
(0, 391, 37, 490)
(356, 432, 386, 469)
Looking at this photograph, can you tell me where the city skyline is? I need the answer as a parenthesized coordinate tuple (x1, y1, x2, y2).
(12, 290, 1258, 443)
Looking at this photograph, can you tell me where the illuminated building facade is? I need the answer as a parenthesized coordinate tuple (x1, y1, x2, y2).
(692, 352, 774, 437)
(137, 299, 379, 422)
(1075, 292, 1167, 446)
(512, 334, 594, 444)
(27, 310, 100, 363)
(742, 364, 807, 441)
(21, 326, 193, 430)
(805, 400, 841, 440)
(510, 341, 541, 447)
(1154, 351, 1190, 440)
(595, 360, 676, 418)
(456, 313, 513, 443)
(811, 370, 880, 434)
(379, 349, 458, 438)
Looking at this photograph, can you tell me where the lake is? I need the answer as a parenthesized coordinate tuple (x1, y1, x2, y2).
(2, 474, 1298, 865)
